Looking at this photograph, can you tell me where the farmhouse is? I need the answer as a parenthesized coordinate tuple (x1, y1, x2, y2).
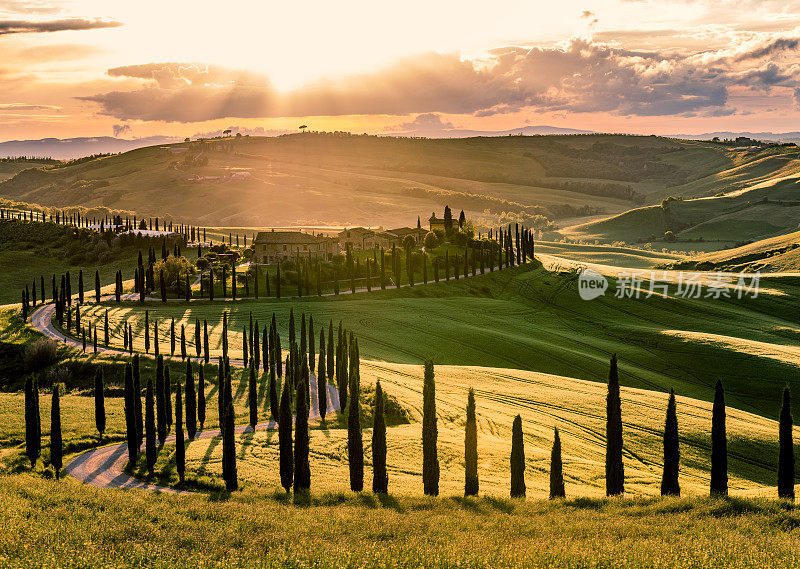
(252, 230, 332, 264)
(338, 227, 399, 250)
(389, 226, 427, 246)
(429, 213, 448, 232)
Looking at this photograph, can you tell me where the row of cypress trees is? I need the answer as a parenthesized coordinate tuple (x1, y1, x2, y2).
(23, 378, 62, 479)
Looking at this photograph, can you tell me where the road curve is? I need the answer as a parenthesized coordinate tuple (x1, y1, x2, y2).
(29, 299, 340, 494)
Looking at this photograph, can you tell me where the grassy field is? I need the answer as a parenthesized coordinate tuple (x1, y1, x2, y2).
(160, 361, 794, 499)
(666, 231, 800, 273)
(1, 474, 799, 568)
(567, 149, 800, 245)
(77, 263, 800, 419)
(534, 240, 684, 268)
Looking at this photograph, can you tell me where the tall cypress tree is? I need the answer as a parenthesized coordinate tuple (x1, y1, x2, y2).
(422, 359, 439, 496)
(195, 318, 201, 358)
(180, 325, 187, 359)
(185, 360, 196, 439)
(549, 426, 565, 499)
(198, 365, 206, 431)
(347, 338, 363, 491)
(661, 389, 680, 496)
(510, 414, 526, 498)
(248, 360, 258, 428)
(156, 355, 166, 444)
(175, 384, 185, 484)
(164, 365, 172, 428)
(372, 380, 388, 494)
(95, 270, 101, 303)
(133, 354, 143, 447)
(25, 376, 40, 468)
(327, 320, 334, 383)
(465, 387, 478, 496)
(223, 399, 238, 491)
(710, 379, 728, 496)
(204, 320, 209, 364)
(278, 380, 294, 493)
(94, 369, 106, 441)
(145, 377, 156, 476)
(294, 380, 311, 492)
(778, 386, 795, 500)
(50, 384, 63, 479)
(170, 318, 176, 356)
(605, 354, 624, 496)
(269, 348, 279, 422)
(318, 330, 327, 421)
(124, 363, 138, 468)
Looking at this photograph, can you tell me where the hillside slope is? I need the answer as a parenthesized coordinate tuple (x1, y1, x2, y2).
(0, 134, 736, 229)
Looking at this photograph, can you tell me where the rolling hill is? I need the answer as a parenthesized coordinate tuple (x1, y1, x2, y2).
(0, 134, 744, 230)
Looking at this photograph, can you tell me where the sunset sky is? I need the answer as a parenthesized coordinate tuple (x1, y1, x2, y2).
(2, 0, 800, 140)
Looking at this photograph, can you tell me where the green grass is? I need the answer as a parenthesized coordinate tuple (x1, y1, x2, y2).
(1, 473, 799, 568)
(78, 263, 800, 419)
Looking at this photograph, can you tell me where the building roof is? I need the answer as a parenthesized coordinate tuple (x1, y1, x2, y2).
(254, 230, 322, 245)
(390, 226, 426, 236)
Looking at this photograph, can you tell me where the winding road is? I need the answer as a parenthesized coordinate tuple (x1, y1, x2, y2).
(29, 299, 340, 494)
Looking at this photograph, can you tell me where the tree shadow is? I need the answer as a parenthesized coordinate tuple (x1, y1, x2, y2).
(483, 495, 515, 514)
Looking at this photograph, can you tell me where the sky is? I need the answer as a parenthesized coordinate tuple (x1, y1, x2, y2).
(2, 0, 800, 141)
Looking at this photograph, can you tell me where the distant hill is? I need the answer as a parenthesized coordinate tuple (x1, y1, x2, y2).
(665, 231, 800, 272)
(385, 125, 595, 138)
(0, 133, 753, 229)
(671, 131, 800, 144)
(565, 144, 800, 245)
(0, 136, 180, 160)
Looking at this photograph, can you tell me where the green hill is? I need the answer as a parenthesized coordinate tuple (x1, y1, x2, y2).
(666, 231, 800, 272)
(0, 134, 739, 230)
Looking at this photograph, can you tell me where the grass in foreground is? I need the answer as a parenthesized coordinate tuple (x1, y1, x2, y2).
(1, 473, 799, 568)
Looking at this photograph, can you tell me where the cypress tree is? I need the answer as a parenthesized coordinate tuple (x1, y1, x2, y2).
(278, 379, 294, 493)
(294, 380, 311, 492)
(510, 414, 525, 498)
(243, 326, 248, 367)
(549, 426, 565, 499)
(94, 369, 106, 441)
(203, 320, 209, 364)
(25, 376, 40, 468)
(308, 315, 315, 370)
(372, 380, 388, 494)
(661, 389, 680, 496)
(170, 318, 176, 356)
(327, 319, 334, 383)
(50, 385, 63, 479)
(217, 357, 225, 430)
(145, 377, 156, 476)
(133, 354, 143, 447)
(124, 363, 138, 467)
(778, 386, 795, 500)
(465, 387, 478, 496)
(269, 348, 279, 422)
(175, 384, 185, 484)
(422, 359, 439, 496)
(95, 270, 101, 303)
(156, 355, 166, 444)
(710, 379, 728, 496)
(348, 338, 363, 491)
(164, 365, 172, 428)
(145, 311, 150, 353)
(318, 330, 327, 421)
(223, 399, 238, 491)
(248, 360, 258, 428)
(198, 365, 206, 431)
(254, 322, 260, 371)
(276, 263, 281, 298)
(180, 325, 186, 359)
(195, 318, 201, 358)
(185, 360, 196, 439)
(605, 354, 624, 496)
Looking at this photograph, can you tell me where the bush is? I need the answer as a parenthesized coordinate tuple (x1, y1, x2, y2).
(23, 338, 59, 372)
